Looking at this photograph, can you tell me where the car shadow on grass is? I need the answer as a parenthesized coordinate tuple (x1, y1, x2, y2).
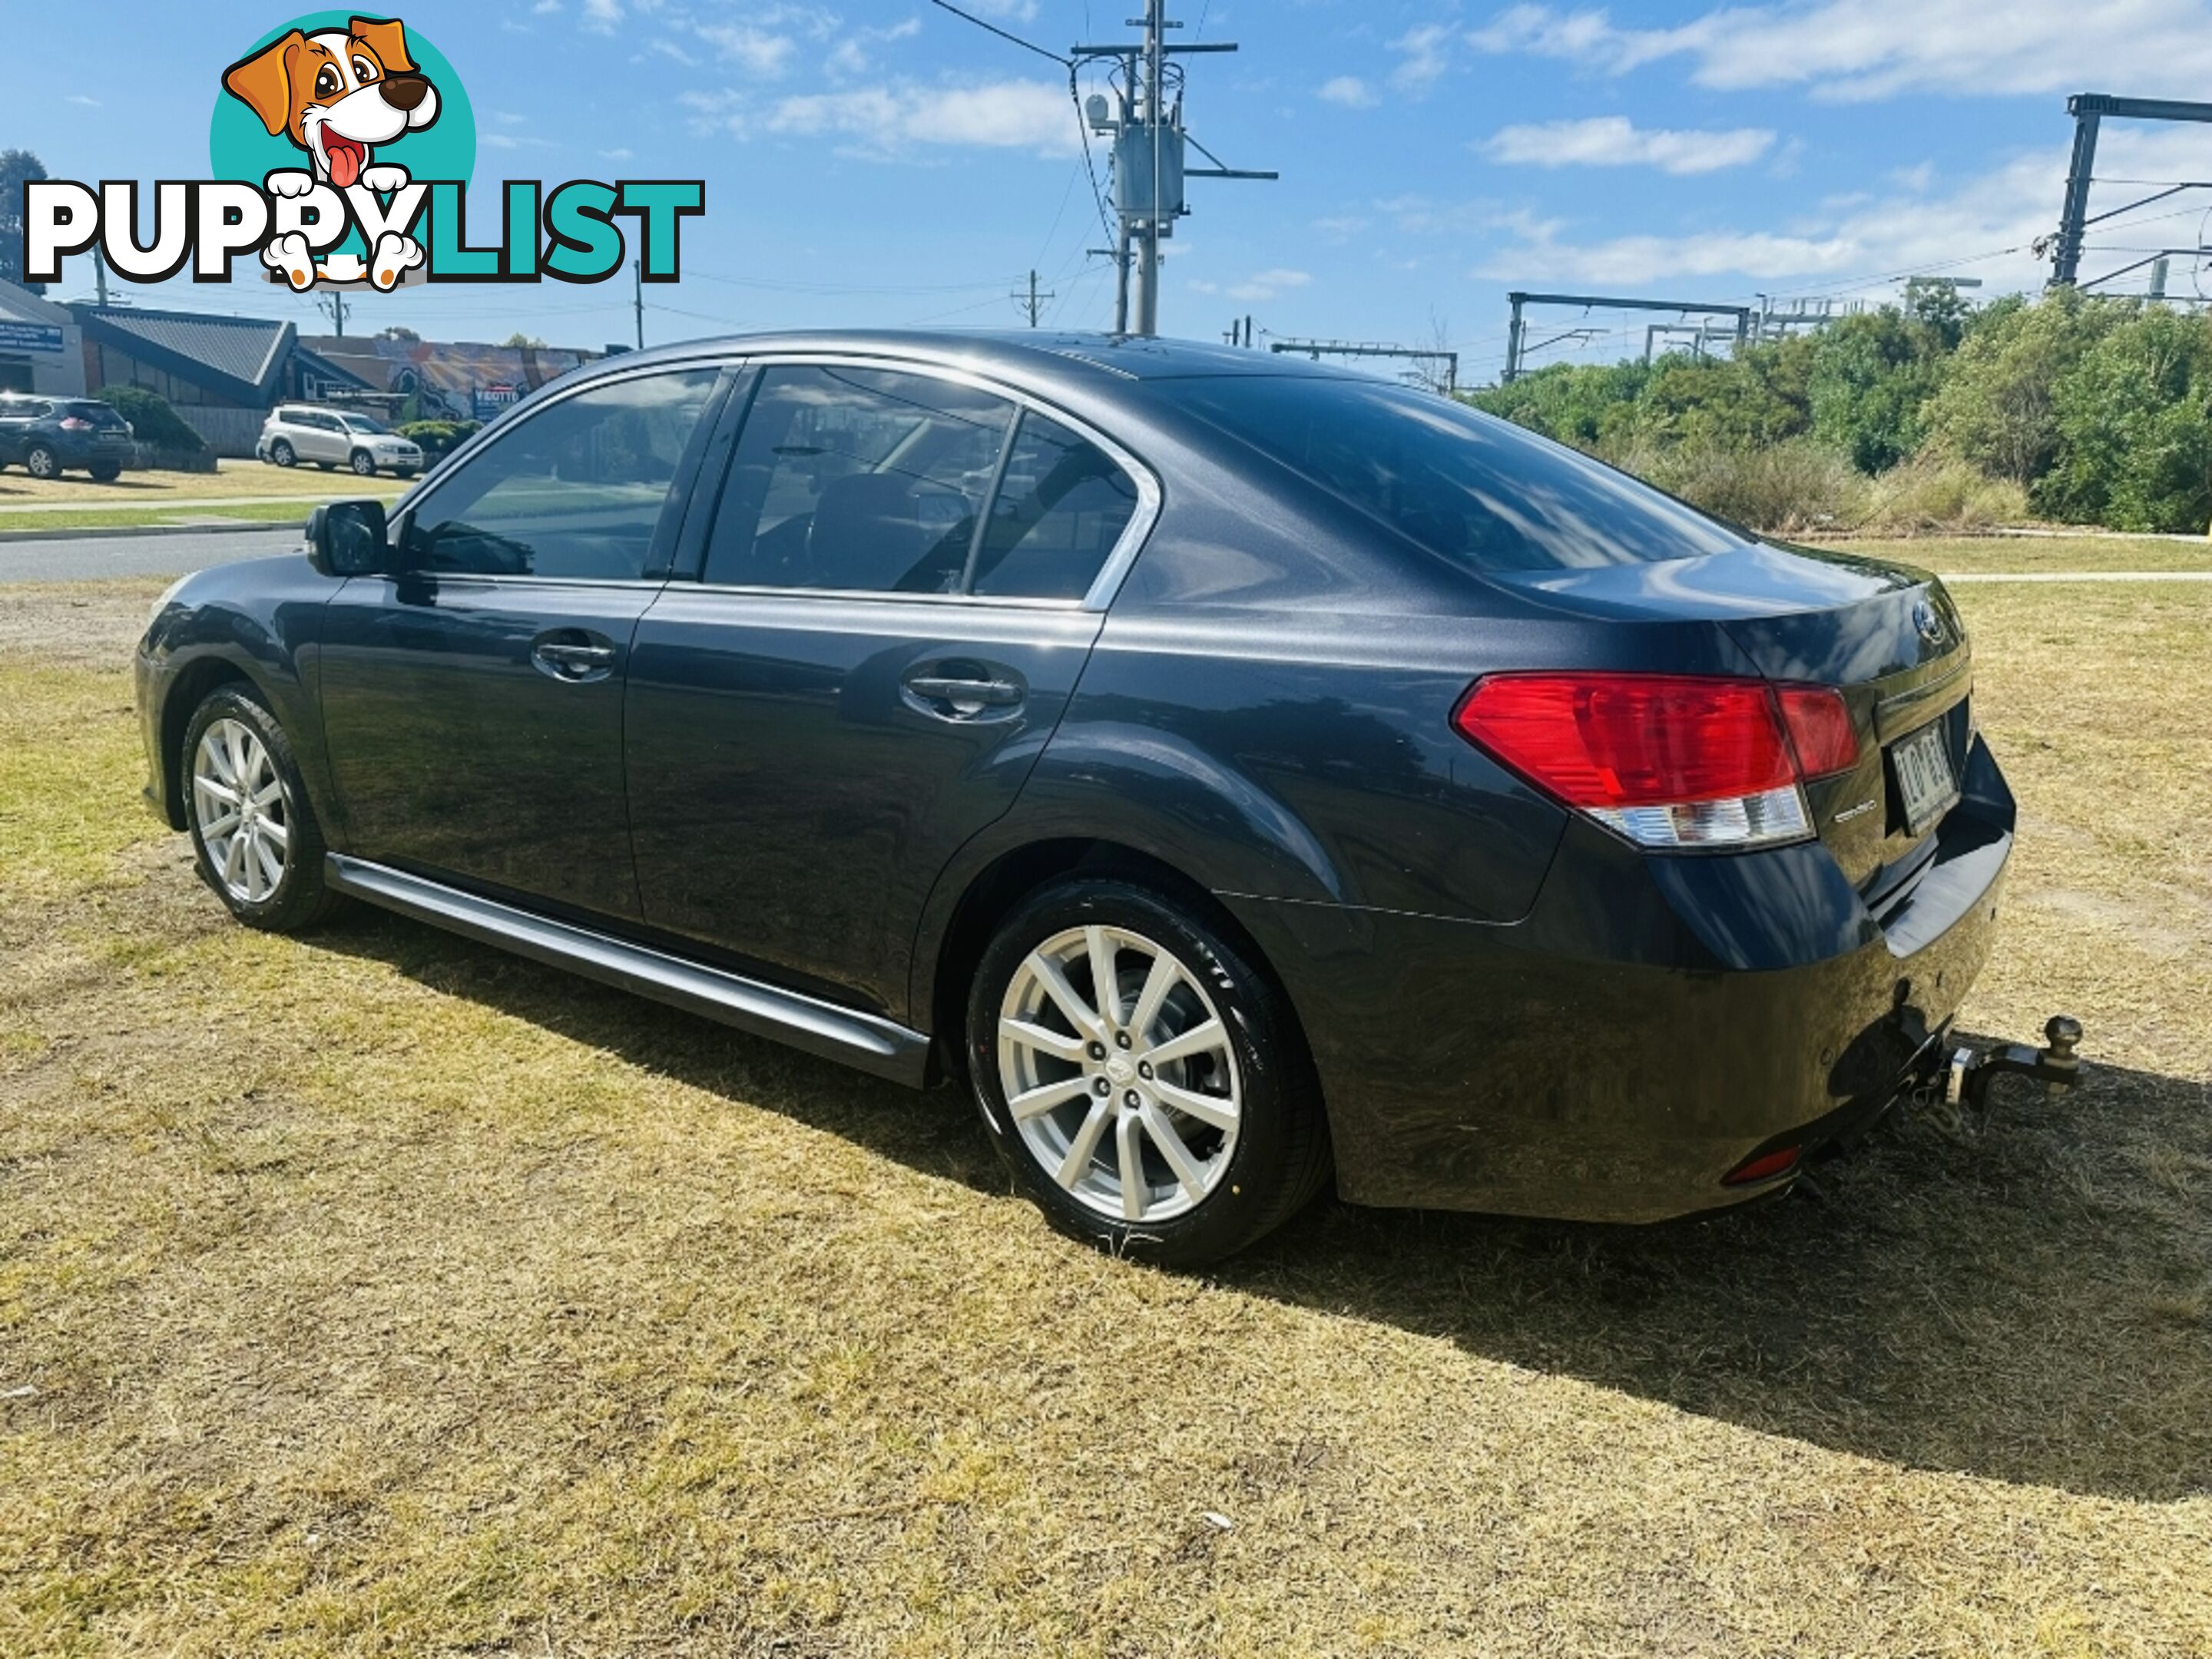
(310, 907, 2210, 1505)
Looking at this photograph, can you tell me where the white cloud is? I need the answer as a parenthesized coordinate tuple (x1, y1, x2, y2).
(532, 0, 562, 12)
(694, 22, 796, 75)
(581, 0, 623, 34)
(601, 147, 635, 161)
(1472, 124, 2212, 288)
(1192, 267, 1313, 302)
(763, 79, 1079, 157)
(1318, 75, 1377, 108)
(1466, 0, 2212, 102)
(962, 0, 1038, 16)
(1391, 23, 1455, 89)
(1482, 115, 1774, 174)
(826, 18, 921, 78)
(65, 94, 101, 107)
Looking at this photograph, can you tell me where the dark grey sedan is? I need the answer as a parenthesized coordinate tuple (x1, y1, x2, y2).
(134, 331, 2013, 1263)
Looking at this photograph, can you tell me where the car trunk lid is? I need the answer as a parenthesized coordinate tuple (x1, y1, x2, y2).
(1479, 540, 1972, 889)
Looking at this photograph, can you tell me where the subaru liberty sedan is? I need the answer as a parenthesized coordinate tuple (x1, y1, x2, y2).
(136, 331, 2012, 1265)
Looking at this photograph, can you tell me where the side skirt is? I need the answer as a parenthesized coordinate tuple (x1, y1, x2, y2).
(323, 854, 932, 1086)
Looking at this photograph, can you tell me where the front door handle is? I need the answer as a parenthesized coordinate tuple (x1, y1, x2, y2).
(531, 634, 618, 682)
(904, 674, 1023, 707)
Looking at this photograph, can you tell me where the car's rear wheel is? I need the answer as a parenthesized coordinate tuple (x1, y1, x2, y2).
(89, 462, 121, 482)
(182, 685, 336, 933)
(24, 443, 59, 479)
(350, 450, 377, 477)
(965, 878, 1330, 1267)
(269, 439, 296, 468)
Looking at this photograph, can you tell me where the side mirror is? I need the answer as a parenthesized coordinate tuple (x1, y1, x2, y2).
(306, 499, 389, 578)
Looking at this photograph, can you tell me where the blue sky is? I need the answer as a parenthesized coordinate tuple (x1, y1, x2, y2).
(10, 1, 2212, 384)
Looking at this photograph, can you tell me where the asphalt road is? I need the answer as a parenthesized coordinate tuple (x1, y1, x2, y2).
(0, 525, 300, 584)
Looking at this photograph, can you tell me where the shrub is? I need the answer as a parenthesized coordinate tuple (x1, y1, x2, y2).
(1856, 454, 2028, 535)
(396, 419, 483, 459)
(95, 386, 204, 452)
(1618, 438, 1867, 534)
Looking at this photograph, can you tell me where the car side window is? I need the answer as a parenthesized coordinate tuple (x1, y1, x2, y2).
(405, 369, 723, 581)
(969, 412, 1141, 601)
(701, 365, 1016, 594)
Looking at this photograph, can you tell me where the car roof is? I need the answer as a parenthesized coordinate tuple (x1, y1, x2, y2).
(559, 328, 1373, 406)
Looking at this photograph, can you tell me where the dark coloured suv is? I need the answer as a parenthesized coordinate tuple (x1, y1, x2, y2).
(0, 394, 135, 481)
(134, 332, 2014, 1264)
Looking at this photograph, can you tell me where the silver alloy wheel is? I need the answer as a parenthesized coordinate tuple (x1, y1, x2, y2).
(998, 924, 1242, 1223)
(25, 446, 56, 479)
(192, 717, 291, 904)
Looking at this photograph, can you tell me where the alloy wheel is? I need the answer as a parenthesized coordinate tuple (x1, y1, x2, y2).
(192, 717, 291, 903)
(998, 925, 1242, 1223)
(25, 445, 56, 479)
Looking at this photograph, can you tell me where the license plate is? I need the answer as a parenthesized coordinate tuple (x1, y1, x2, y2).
(1891, 720, 1957, 834)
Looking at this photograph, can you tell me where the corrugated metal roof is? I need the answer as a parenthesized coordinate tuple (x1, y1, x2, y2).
(0, 281, 75, 327)
(86, 310, 292, 394)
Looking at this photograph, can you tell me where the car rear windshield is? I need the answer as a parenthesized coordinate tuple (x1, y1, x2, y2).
(1174, 375, 1751, 571)
(63, 402, 128, 426)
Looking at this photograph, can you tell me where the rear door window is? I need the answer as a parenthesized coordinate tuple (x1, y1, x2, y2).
(969, 412, 1141, 601)
(702, 365, 1016, 594)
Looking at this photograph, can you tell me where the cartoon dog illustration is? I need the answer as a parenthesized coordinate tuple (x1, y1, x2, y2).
(224, 16, 436, 290)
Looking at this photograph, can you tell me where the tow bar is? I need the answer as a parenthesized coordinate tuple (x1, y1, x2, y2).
(1944, 1015, 2085, 1110)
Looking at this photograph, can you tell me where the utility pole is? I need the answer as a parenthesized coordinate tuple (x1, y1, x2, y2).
(1502, 291, 1753, 382)
(92, 246, 108, 308)
(1012, 268, 1054, 326)
(318, 289, 347, 337)
(1073, 6, 1275, 337)
(633, 259, 645, 351)
(2044, 93, 2212, 288)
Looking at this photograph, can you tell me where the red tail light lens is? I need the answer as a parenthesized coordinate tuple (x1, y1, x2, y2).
(1723, 1145, 1802, 1185)
(1776, 686, 1859, 777)
(1452, 673, 1859, 850)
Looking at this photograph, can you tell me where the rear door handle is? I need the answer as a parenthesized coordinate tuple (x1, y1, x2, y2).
(531, 635, 618, 682)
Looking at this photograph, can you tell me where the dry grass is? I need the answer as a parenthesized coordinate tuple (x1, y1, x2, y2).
(0, 459, 406, 507)
(1836, 534, 2212, 578)
(2, 560, 2209, 1657)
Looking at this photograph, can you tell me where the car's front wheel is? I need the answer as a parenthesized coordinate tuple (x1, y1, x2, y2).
(268, 439, 296, 468)
(349, 450, 378, 477)
(965, 877, 1331, 1267)
(182, 684, 336, 932)
(24, 443, 59, 479)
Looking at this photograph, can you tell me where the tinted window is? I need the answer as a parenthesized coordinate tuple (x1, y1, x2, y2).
(342, 413, 390, 434)
(407, 369, 721, 581)
(969, 412, 1140, 600)
(1177, 376, 1750, 571)
(703, 365, 1015, 593)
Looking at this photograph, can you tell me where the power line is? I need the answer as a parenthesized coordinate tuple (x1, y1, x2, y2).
(924, 0, 1069, 66)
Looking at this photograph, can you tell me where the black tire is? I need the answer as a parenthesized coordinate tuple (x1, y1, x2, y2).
(316, 461, 334, 471)
(349, 450, 377, 477)
(269, 439, 296, 468)
(965, 877, 1331, 1267)
(394, 469, 417, 480)
(24, 443, 60, 480)
(89, 462, 121, 482)
(180, 684, 338, 933)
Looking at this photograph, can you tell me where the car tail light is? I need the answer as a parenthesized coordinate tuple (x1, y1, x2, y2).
(1723, 1145, 1802, 1185)
(59, 416, 94, 431)
(1450, 673, 1861, 850)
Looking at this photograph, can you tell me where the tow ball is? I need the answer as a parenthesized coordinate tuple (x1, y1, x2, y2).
(1943, 1015, 2085, 1110)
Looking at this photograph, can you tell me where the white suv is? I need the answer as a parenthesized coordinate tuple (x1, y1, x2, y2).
(258, 406, 422, 478)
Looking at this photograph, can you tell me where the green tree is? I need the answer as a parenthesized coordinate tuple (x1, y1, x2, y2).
(0, 149, 50, 293)
(1922, 290, 2109, 485)
(2037, 304, 2212, 531)
(1806, 309, 1948, 473)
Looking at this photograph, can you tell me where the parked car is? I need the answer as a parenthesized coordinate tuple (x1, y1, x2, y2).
(136, 331, 2013, 1265)
(257, 405, 422, 478)
(0, 394, 134, 481)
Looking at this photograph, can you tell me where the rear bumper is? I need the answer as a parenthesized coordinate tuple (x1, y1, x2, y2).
(1230, 733, 2015, 1221)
